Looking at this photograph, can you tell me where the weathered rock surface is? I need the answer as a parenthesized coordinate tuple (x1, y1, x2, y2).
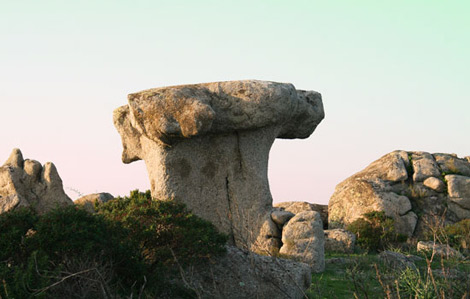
(324, 229, 356, 254)
(253, 214, 283, 255)
(378, 251, 417, 271)
(446, 175, 470, 210)
(114, 80, 324, 251)
(183, 246, 311, 299)
(279, 211, 325, 273)
(417, 241, 464, 259)
(75, 192, 114, 213)
(271, 209, 295, 227)
(423, 177, 446, 192)
(0, 149, 73, 214)
(435, 153, 470, 177)
(411, 152, 441, 182)
(328, 151, 470, 238)
(274, 201, 328, 229)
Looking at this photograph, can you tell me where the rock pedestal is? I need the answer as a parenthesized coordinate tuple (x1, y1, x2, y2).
(114, 80, 324, 250)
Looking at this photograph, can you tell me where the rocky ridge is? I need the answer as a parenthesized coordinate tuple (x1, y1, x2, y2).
(329, 150, 470, 237)
(0, 149, 72, 214)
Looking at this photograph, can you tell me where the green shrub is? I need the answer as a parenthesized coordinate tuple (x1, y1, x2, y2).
(347, 211, 407, 252)
(0, 206, 145, 298)
(96, 190, 228, 270)
(0, 207, 37, 263)
(0, 190, 227, 298)
(445, 219, 470, 254)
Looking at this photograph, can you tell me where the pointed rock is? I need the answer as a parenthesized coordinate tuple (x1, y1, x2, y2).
(3, 148, 24, 168)
(42, 162, 62, 186)
(0, 149, 72, 214)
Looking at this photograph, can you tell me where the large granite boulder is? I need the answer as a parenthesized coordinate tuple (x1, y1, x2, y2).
(183, 246, 311, 299)
(0, 149, 73, 214)
(114, 80, 324, 250)
(329, 151, 470, 238)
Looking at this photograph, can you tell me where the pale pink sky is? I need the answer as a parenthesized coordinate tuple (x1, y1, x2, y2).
(1, 1, 469, 204)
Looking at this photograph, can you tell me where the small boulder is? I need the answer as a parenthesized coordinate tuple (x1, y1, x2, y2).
(411, 152, 441, 182)
(324, 229, 356, 254)
(75, 193, 114, 213)
(270, 209, 295, 227)
(423, 177, 446, 193)
(446, 175, 470, 210)
(279, 211, 325, 273)
(378, 250, 417, 271)
(253, 215, 282, 255)
(274, 201, 328, 229)
(417, 241, 464, 259)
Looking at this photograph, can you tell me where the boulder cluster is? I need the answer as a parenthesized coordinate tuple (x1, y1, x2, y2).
(0, 149, 72, 214)
(329, 151, 470, 237)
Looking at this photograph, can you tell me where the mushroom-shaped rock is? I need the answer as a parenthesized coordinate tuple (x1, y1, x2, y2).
(0, 149, 73, 214)
(113, 80, 324, 250)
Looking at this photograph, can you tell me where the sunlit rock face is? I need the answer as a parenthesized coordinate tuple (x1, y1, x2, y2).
(329, 151, 470, 238)
(114, 80, 324, 250)
(0, 148, 73, 214)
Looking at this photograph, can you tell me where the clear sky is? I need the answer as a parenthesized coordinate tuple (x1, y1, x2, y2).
(1, 1, 469, 204)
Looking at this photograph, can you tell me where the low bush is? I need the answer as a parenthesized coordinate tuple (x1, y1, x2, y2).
(0, 190, 227, 298)
(0, 206, 144, 298)
(347, 211, 407, 252)
(96, 190, 228, 270)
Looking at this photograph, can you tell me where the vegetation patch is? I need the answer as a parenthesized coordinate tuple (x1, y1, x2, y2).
(308, 252, 470, 299)
(346, 211, 407, 252)
(445, 219, 470, 255)
(0, 190, 227, 298)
